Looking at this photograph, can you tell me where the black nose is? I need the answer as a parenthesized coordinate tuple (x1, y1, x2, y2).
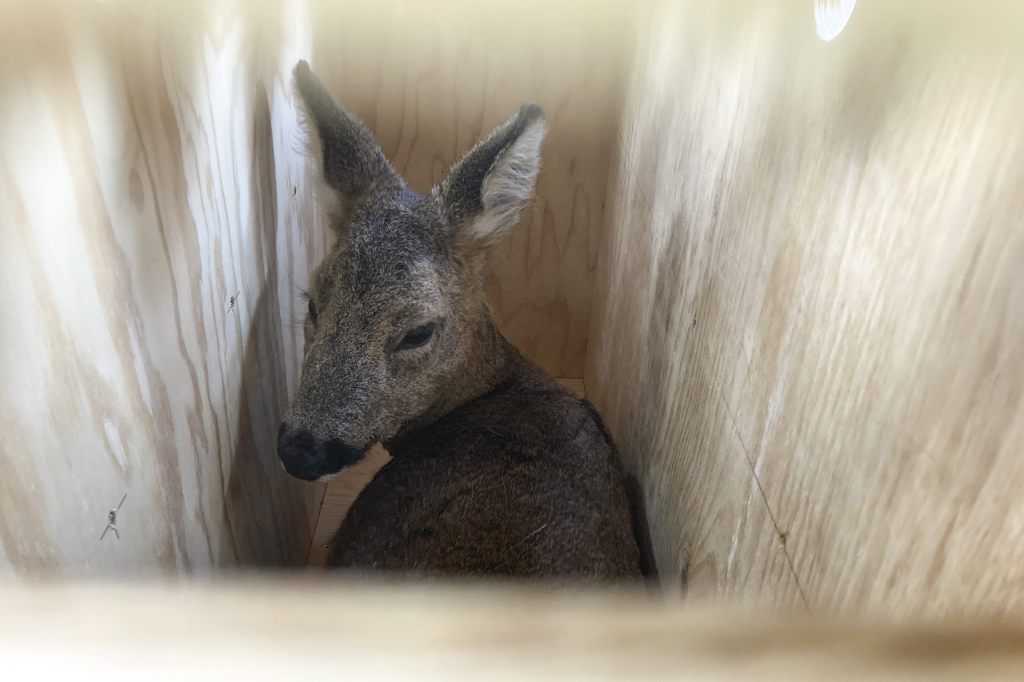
(277, 423, 363, 481)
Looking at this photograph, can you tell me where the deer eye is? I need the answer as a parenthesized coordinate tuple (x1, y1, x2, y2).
(396, 322, 436, 351)
(307, 299, 318, 325)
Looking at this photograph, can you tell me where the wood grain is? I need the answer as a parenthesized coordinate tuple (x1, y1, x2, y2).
(0, 0, 328, 574)
(0, 0, 627, 576)
(3, 581, 1024, 680)
(587, 0, 1024, 618)
(307, 0, 634, 377)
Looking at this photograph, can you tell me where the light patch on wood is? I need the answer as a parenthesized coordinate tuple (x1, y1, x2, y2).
(587, 0, 1024, 618)
(0, 0, 326, 574)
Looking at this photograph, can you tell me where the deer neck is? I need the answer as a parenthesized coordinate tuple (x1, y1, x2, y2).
(442, 314, 519, 416)
(385, 314, 520, 448)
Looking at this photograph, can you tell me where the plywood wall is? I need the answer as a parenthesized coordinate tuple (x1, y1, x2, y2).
(0, 0, 327, 574)
(307, 0, 634, 377)
(0, 0, 633, 575)
(587, 0, 1024, 618)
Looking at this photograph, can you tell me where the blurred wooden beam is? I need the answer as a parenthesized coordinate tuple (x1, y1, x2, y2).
(1, 579, 1022, 680)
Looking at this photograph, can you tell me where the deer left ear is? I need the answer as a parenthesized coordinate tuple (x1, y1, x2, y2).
(293, 60, 401, 230)
(435, 104, 547, 259)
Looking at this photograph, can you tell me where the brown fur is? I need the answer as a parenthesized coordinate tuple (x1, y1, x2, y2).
(281, 61, 642, 579)
(333, 354, 641, 577)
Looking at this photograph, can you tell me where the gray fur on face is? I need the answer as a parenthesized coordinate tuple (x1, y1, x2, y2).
(281, 61, 547, 479)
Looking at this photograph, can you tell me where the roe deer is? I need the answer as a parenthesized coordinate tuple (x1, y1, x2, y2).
(278, 61, 643, 579)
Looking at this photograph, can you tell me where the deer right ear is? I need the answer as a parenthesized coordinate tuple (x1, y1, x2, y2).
(293, 60, 401, 228)
(435, 104, 547, 269)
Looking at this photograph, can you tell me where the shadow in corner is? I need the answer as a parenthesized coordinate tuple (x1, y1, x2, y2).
(220, 83, 323, 569)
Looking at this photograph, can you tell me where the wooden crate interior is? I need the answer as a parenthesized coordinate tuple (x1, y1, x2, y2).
(1, 0, 1022, 627)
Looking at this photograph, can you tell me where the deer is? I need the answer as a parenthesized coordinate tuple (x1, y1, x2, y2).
(277, 61, 644, 579)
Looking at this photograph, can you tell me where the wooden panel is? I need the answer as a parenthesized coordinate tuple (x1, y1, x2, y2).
(307, 378, 589, 567)
(0, 0, 326, 574)
(307, 0, 635, 377)
(587, 0, 1024, 618)
(3, 581, 1024, 680)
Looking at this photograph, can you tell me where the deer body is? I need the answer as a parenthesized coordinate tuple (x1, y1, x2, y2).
(332, 351, 641, 577)
(280, 61, 643, 579)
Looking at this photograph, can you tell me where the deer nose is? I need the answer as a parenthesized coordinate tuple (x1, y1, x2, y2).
(277, 423, 362, 481)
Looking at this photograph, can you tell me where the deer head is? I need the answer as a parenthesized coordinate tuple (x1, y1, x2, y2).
(277, 61, 546, 482)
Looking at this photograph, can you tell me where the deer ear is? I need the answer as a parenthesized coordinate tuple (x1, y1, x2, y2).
(293, 60, 401, 227)
(435, 104, 547, 261)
